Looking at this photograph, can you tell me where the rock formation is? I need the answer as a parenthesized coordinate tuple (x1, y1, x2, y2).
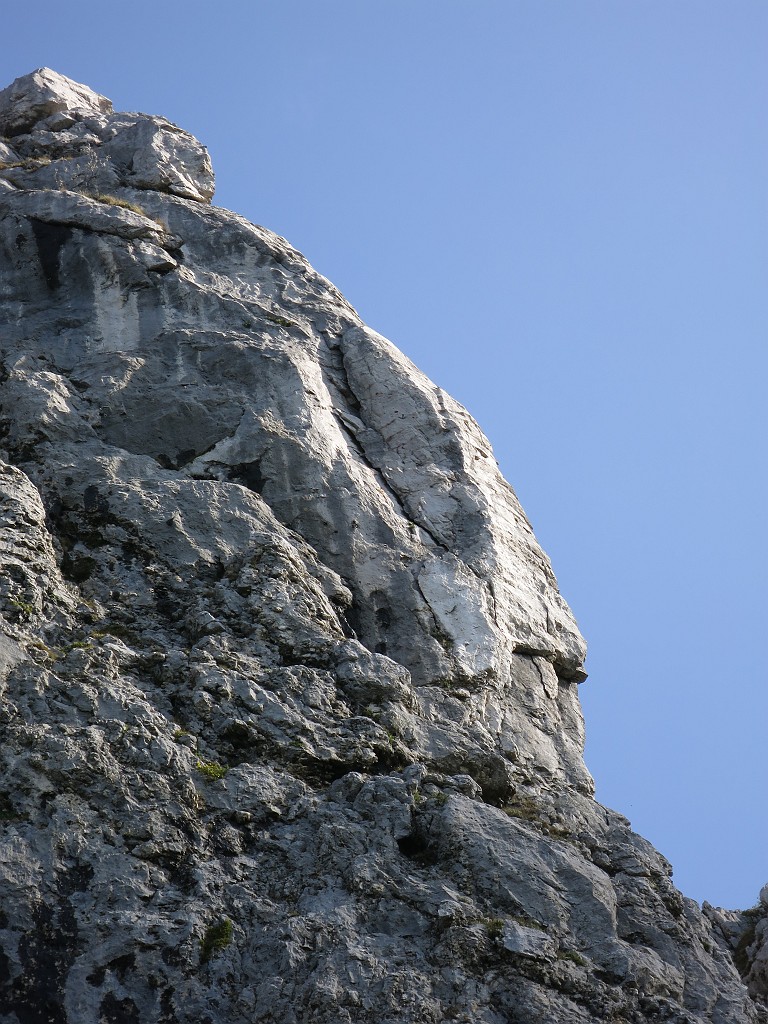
(0, 68, 764, 1023)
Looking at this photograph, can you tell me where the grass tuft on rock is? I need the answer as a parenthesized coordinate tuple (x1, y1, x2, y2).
(200, 918, 233, 963)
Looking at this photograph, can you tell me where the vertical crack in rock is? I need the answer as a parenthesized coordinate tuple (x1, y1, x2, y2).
(319, 334, 447, 551)
(0, 68, 764, 1024)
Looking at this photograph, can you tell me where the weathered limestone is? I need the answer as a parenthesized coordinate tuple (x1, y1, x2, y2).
(0, 69, 764, 1024)
(0, 68, 213, 201)
(0, 68, 112, 136)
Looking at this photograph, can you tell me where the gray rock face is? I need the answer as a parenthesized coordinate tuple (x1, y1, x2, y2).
(0, 68, 112, 136)
(0, 68, 763, 1023)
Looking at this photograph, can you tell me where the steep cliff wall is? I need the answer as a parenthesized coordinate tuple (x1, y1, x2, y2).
(0, 69, 764, 1024)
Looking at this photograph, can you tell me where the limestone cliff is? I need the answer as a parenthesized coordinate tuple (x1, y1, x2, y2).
(0, 68, 764, 1024)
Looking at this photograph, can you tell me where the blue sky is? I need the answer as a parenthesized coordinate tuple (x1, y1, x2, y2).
(3, 1, 766, 909)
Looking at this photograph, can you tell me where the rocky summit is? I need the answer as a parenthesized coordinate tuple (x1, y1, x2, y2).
(0, 68, 765, 1024)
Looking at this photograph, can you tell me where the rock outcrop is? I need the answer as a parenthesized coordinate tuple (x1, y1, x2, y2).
(0, 69, 764, 1023)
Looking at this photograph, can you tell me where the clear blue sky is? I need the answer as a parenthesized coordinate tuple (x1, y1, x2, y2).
(3, 1, 766, 909)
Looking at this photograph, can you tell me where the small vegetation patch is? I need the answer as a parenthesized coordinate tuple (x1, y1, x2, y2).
(92, 623, 143, 646)
(503, 795, 541, 823)
(199, 918, 233, 963)
(57, 639, 93, 658)
(195, 759, 228, 782)
(0, 157, 52, 171)
(557, 949, 586, 966)
(8, 597, 35, 621)
(264, 311, 296, 329)
(510, 914, 546, 932)
(502, 797, 576, 842)
(26, 639, 59, 662)
(80, 192, 151, 218)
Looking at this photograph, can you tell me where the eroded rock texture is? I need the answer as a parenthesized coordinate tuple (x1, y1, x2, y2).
(0, 69, 764, 1024)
